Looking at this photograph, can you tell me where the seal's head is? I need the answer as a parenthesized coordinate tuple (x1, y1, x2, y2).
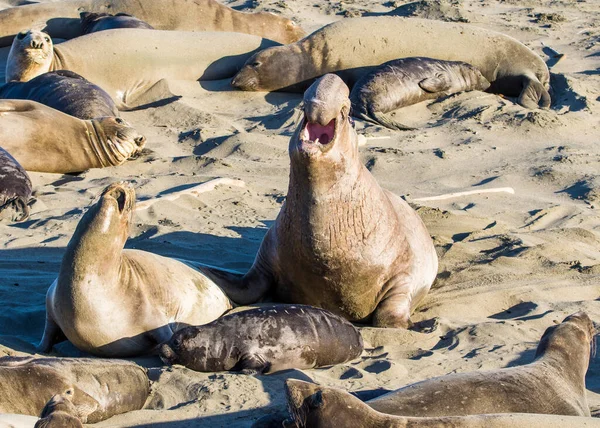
(6, 29, 54, 82)
(93, 117, 146, 165)
(35, 390, 88, 427)
(231, 45, 301, 92)
(159, 327, 200, 368)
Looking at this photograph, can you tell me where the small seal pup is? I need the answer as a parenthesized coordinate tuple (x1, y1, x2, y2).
(159, 305, 364, 374)
(38, 182, 232, 357)
(204, 74, 438, 328)
(367, 311, 595, 417)
(0, 146, 32, 223)
(6, 29, 280, 108)
(0, 0, 305, 46)
(283, 380, 600, 428)
(0, 100, 144, 174)
(350, 57, 491, 130)
(80, 12, 154, 34)
(0, 70, 118, 119)
(0, 356, 149, 423)
(231, 17, 550, 109)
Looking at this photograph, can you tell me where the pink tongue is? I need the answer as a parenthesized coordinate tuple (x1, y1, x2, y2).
(305, 119, 335, 144)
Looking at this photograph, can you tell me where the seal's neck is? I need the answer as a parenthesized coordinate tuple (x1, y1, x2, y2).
(83, 120, 124, 168)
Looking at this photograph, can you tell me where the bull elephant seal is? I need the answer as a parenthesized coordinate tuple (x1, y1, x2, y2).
(6, 29, 280, 108)
(38, 182, 232, 357)
(350, 57, 491, 130)
(159, 305, 364, 374)
(0, 356, 149, 423)
(204, 74, 438, 328)
(0, 146, 32, 223)
(283, 380, 600, 428)
(368, 312, 594, 417)
(0, 70, 118, 119)
(231, 17, 550, 109)
(0, 0, 304, 46)
(0, 100, 144, 174)
(80, 12, 154, 34)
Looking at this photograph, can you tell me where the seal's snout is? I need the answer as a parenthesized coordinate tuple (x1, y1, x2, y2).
(134, 136, 146, 147)
(302, 119, 335, 145)
(159, 343, 178, 365)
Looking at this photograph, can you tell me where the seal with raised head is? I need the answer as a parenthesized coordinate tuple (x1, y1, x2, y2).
(283, 379, 600, 428)
(80, 12, 154, 34)
(0, 70, 118, 119)
(34, 393, 83, 428)
(159, 304, 364, 374)
(0, 100, 144, 174)
(38, 182, 233, 357)
(6, 29, 280, 108)
(367, 311, 594, 417)
(203, 74, 438, 328)
(350, 57, 491, 130)
(0, 0, 305, 46)
(0, 146, 32, 223)
(231, 17, 550, 109)
(0, 356, 149, 424)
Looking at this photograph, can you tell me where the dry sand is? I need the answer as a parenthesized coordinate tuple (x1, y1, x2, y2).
(0, 0, 599, 426)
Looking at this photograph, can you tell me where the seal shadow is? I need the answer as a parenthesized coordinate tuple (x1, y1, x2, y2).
(550, 72, 589, 112)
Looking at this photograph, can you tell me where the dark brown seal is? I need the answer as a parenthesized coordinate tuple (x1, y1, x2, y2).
(0, 356, 149, 423)
(34, 393, 83, 428)
(0, 146, 32, 223)
(80, 12, 154, 34)
(159, 304, 364, 374)
(203, 74, 438, 328)
(0, 70, 118, 119)
(368, 311, 595, 417)
(350, 57, 491, 130)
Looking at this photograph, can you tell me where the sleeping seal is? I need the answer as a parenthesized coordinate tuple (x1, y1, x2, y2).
(0, 146, 32, 222)
(80, 12, 154, 34)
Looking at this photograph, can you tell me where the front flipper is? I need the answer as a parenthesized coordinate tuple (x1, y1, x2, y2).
(418, 73, 452, 93)
(37, 307, 67, 354)
(364, 108, 416, 131)
(372, 290, 413, 329)
(518, 76, 551, 109)
(118, 79, 181, 111)
(237, 353, 271, 375)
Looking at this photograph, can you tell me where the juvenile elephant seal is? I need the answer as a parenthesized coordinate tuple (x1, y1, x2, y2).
(204, 74, 438, 328)
(350, 57, 491, 130)
(231, 17, 550, 109)
(35, 394, 83, 428)
(80, 12, 153, 34)
(283, 380, 600, 428)
(368, 312, 594, 417)
(6, 29, 280, 107)
(0, 100, 144, 173)
(0, 0, 304, 46)
(0, 70, 118, 119)
(159, 305, 364, 374)
(38, 182, 232, 357)
(0, 356, 149, 423)
(0, 146, 32, 222)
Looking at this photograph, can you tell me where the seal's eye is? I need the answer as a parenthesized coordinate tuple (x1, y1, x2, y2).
(252, 61, 261, 67)
(115, 118, 124, 124)
(44, 36, 50, 42)
(16, 32, 26, 40)
(65, 388, 73, 396)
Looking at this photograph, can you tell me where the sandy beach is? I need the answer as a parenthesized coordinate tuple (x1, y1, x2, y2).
(0, 0, 599, 426)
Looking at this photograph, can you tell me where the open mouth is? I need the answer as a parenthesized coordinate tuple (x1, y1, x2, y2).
(299, 117, 338, 153)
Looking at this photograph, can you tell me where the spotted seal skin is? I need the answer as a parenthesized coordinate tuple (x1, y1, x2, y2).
(38, 182, 232, 357)
(231, 17, 550, 109)
(0, 146, 32, 223)
(0, 70, 118, 119)
(202, 74, 438, 328)
(159, 304, 364, 374)
(0, 100, 145, 174)
(80, 12, 154, 34)
(0, 356, 149, 424)
(350, 57, 491, 130)
(283, 380, 600, 428)
(367, 312, 595, 417)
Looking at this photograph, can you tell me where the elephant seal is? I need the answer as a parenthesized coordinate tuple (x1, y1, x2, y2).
(204, 74, 438, 328)
(350, 57, 491, 130)
(231, 17, 550, 109)
(80, 12, 154, 34)
(0, 146, 32, 223)
(159, 305, 364, 374)
(38, 181, 232, 357)
(0, 356, 149, 424)
(35, 394, 83, 428)
(0, 0, 305, 46)
(368, 312, 594, 417)
(283, 380, 600, 428)
(6, 29, 280, 108)
(0, 70, 118, 119)
(0, 100, 144, 174)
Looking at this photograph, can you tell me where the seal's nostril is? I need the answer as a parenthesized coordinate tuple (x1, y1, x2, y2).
(135, 136, 146, 146)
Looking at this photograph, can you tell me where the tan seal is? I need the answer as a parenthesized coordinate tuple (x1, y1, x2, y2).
(205, 74, 438, 328)
(0, 100, 144, 174)
(38, 182, 232, 357)
(34, 393, 83, 428)
(231, 17, 550, 109)
(0, 0, 305, 46)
